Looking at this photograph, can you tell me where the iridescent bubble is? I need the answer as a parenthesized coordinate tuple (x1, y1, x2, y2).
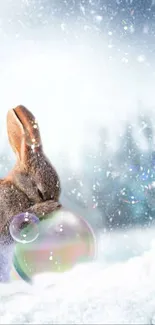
(9, 212, 39, 244)
(11, 209, 96, 284)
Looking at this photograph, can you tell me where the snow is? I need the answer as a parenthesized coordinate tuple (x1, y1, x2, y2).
(1, 227, 155, 324)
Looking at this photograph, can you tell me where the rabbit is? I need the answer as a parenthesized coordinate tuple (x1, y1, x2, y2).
(0, 105, 62, 244)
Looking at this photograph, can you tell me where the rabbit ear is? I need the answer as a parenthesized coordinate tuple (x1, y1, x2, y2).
(7, 108, 24, 161)
(7, 105, 42, 163)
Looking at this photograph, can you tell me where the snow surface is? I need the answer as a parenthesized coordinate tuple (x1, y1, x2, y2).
(1, 227, 155, 324)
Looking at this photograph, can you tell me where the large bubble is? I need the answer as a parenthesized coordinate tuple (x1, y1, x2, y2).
(11, 209, 96, 284)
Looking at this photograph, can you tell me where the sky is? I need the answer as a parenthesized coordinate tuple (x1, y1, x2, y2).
(0, 0, 155, 166)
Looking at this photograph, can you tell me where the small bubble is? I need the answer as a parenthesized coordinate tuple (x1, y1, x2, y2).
(9, 212, 39, 244)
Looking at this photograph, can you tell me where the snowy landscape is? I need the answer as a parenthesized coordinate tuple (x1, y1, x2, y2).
(1, 227, 155, 324)
(1, 0, 155, 324)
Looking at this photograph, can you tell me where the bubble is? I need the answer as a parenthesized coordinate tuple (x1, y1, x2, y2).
(11, 209, 96, 284)
(9, 212, 39, 244)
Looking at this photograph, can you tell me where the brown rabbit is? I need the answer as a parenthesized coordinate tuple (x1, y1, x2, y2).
(0, 105, 61, 243)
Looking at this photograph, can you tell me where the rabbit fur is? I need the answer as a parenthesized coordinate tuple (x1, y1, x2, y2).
(0, 105, 61, 244)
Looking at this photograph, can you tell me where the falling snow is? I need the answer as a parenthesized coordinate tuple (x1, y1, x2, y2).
(0, 0, 154, 323)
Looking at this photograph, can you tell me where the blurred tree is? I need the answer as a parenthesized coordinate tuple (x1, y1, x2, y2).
(61, 108, 155, 230)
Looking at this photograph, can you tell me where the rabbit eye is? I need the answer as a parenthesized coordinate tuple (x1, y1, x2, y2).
(37, 188, 44, 200)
